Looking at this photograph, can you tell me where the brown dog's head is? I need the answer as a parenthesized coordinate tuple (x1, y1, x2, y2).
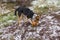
(35, 15, 40, 20)
(31, 15, 40, 27)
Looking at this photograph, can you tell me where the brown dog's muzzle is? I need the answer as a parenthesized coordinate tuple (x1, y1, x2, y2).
(31, 15, 40, 27)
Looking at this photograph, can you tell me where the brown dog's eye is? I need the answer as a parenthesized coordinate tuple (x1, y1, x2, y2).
(35, 16, 40, 20)
(36, 19, 39, 20)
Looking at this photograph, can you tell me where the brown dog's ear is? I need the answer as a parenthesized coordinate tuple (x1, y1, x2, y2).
(35, 15, 40, 20)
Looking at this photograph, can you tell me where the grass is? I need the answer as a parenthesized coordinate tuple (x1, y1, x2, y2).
(0, 11, 17, 27)
(0, 3, 16, 28)
(33, 5, 59, 16)
(0, 12, 16, 22)
(33, 6, 49, 15)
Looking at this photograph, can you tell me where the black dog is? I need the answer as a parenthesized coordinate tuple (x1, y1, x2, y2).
(15, 7, 34, 18)
(15, 6, 34, 25)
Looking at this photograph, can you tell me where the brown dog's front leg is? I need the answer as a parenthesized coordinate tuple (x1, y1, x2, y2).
(18, 15, 22, 25)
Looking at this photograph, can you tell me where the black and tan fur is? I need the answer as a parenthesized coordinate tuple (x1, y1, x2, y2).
(15, 6, 40, 26)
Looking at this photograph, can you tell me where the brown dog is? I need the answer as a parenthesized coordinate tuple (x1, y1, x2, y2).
(30, 15, 40, 27)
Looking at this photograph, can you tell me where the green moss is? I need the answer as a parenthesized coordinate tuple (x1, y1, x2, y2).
(0, 11, 16, 28)
(34, 6, 49, 15)
(0, 32, 3, 35)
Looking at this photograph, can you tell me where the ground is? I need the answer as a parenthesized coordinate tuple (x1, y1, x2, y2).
(0, 10, 60, 40)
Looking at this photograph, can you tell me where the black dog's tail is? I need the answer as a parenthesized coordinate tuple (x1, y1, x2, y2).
(15, 8, 18, 16)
